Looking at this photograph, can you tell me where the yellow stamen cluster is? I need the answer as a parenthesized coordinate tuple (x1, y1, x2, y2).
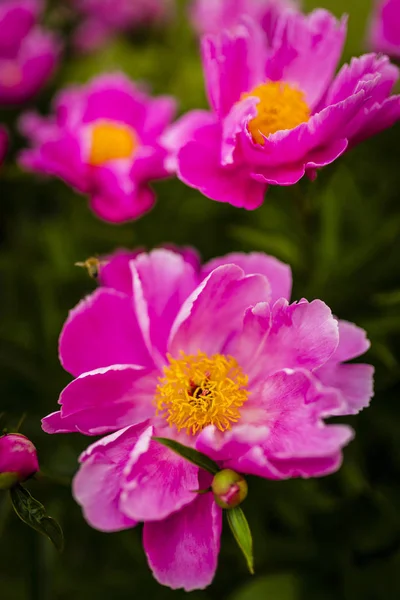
(243, 81, 311, 144)
(156, 351, 249, 435)
(89, 121, 138, 166)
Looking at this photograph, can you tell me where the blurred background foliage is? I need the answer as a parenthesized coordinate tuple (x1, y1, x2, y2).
(1, 0, 400, 598)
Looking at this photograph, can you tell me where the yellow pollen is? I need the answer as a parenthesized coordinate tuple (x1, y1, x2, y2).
(156, 351, 249, 436)
(89, 121, 139, 166)
(243, 81, 310, 145)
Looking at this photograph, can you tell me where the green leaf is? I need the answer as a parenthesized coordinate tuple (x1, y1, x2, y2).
(226, 506, 254, 575)
(10, 485, 64, 552)
(152, 437, 219, 474)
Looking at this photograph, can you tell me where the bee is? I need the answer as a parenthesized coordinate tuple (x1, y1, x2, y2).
(74, 257, 105, 280)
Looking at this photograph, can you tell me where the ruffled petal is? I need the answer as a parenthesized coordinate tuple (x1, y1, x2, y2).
(120, 430, 199, 521)
(168, 264, 270, 356)
(59, 288, 152, 377)
(202, 252, 292, 303)
(41, 365, 158, 435)
(131, 249, 199, 360)
(230, 298, 339, 380)
(201, 19, 266, 117)
(316, 320, 374, 414)
(228, 370, 353, 479)
(72, 424, 148, 532)
(143, 492, 222, 591)
(177, 122, 267, 209)
(265, 9, 347, 108)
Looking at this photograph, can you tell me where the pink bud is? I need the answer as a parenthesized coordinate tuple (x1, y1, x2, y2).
(211, 469, 248, 509)
(0, 433, 39, 490)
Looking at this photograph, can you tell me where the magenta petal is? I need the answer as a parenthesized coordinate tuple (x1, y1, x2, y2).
(169, 264, 271, 356)
(230, 370, 353, 479)
(368, 0, 400, 59)
(143, 493, 222, 591)
(202, 252, 292, 303)
(177, 123, 267, 209)
(160, 109, 216, 172)
(259, 298, 339, 374)
(201, 19, 266, 117)
(265, 10, 347, 108)
(89, 164, 156, 223)
(19, 134, 89, 193)
(120, 434, 199, 521)
(41, 365, 158, 435)
(196, 423, 270, 463)
(132, 249, 199, 359)
(316, 320, 374, 414)
(59, 288, 152, 377)
(99, 249, 142, 295)
(225, 302, 271, 381)
(72, 424, 148, 532)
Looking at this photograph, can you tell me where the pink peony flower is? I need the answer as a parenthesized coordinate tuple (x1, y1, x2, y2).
(0, 126, 7, 165)
(18, 73, 177, 223)
(368, 0, 400, 59)
(0, 433, 39, 489)
(0, 0, 60, 106)
(189, 0, 299, 37)
(43, 247, 373, 590)
(71, 0, 174, 53)
(170, 10, 400, 209)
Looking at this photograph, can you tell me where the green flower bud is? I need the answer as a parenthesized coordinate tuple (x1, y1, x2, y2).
(211, 469, 248, 509)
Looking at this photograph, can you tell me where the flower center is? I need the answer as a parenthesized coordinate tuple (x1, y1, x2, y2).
(243, 81, 310, 144)
(89, 121, 139, 166)
(156, 351, 249, 435)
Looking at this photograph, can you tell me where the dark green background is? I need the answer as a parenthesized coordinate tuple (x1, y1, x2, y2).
(2, 0, 400, 598)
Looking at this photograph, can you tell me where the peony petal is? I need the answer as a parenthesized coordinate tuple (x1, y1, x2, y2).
(160, 109, 216, 172)
(201, 19, 266, 117)
(41, 365, 158, 435)
(265, 10, 347, 108)
(89, 164, 156, 223)
(99, 249, 142, 295)
(257, 298, 339, 375)
(72, 424, 148, 532)
(168, 264, 270, 356)
(177, 122, 267, 209)
(143, 492, 222, 591)
(59, 288, 152, 377)
(120, 433, 199, 521)
(228, 370, 353, 479)
(316, 320, 374, 414)
(131, 249, 199, 359)
(202, 252, 292, 303)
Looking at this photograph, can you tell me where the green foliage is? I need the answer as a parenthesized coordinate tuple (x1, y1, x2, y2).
(10, 485, 64, 552)
(153, 437, 220, 474)
(227, 507, 254, 575)
(1, 0, 400, 599)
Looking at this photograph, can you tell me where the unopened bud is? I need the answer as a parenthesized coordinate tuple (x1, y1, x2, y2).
(211, 469, 248, 509)
(0, 433, 39, 490)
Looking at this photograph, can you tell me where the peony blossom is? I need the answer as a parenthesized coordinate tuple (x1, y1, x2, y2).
(71, 0, 174, 53)
(171, 10, 400, 209)
(43, 247, 373, 590)
(0, 0, 60, 106)
(189, 0, 298, 37)
(368, 0, 400, 59)
(0, 433, 39, 489)
(18, 73, 177, 223)
(0, 126, 7, 165)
